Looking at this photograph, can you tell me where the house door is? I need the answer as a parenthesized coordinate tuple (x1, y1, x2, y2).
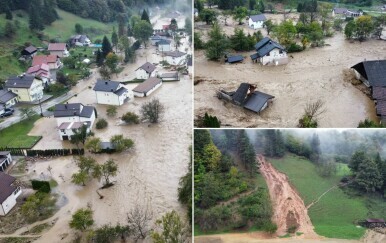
(62, 136, 69, 140)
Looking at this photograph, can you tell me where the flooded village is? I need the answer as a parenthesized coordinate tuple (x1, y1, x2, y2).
(194, 2, 386, 128)
(0, 0, 192, 242)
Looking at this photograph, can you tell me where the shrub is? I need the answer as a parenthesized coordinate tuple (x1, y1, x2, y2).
(287, 43, 303, 53)
(140, 98, 165, 123)
(203, 113, 221, 128)
(96, 118, 108, 129)
(31, 180, 51, 193)
(106, 105, 117, 117)
(121, 112, 140, 124)
(262, 222, 278, 234)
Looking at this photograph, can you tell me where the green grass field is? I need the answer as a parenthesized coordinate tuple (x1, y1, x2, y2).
(0, 115, 41, 148)
(270, 154, 385, 239)
(44, 9, 113, 42)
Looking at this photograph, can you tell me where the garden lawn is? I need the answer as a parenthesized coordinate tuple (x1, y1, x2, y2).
(0, 115, 41, 148)
(269, 154, 383, 239)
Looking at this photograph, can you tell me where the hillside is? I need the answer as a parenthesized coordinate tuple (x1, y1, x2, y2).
(270, 154, 385, 239)
(0, 9, 112, 81)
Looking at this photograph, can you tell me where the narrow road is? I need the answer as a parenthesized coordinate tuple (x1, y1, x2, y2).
(257, 155, 318, 237)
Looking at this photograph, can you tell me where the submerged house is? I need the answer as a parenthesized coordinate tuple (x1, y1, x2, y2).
(250, 37, 288, 66)
(0, 172, 22, 216)
(132, 77, 162, 97)
(226, 55, 244, 64)
(135, 62, 157, 80)
(93, 80, 131, 106)
(217, 83, 275, 114)
(54, 103, 97, 140)
(351, 60, 386, 123)
(163, 51, 187, 65)
(248, 14, 267, 29)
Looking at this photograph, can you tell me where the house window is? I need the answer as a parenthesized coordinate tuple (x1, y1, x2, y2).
(61, 129, 65, 133)
(279, 50, 283, 54)
(266, 52, 270, 56)
(14, 186, 20, 195)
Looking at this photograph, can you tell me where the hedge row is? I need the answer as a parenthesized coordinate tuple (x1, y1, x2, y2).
(26, 149, 84, 157)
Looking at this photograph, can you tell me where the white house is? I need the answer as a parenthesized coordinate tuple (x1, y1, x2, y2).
(54, 103, 97, 140)
(248, 14, 267, 29)
(132, 77, 162, 97)
(27, 63, 51, 86)
(163, 51, 187, 65)
(250, 37, 288, 66)
(4, 75, 44, 102)
(93, 80, 132, 106)
(135, 62, 157, 80)
(0, 151, 13, 172)
(70, 35, 91, 46)
(332, 8, 363, 18)
(157, 39, 172, 52)
(0, 172, 22, 216)
(48, 43, 69, 57)
(57, 121, 92, 141)
(0, 90, 18, 108)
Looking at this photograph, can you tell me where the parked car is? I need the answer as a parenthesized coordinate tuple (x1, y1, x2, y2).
(4, 108, 14, 113)
(0, 111, 13, 117)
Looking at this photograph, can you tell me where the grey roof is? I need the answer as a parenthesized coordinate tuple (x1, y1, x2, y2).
(250, 14, 266, 22)
(244, 91, 274, 113)
(5, 75, 37, 89)
(23, 45, 37, 54)
(54, 103, 95, 118)
(133, 77, 162, 93)
(0, 90, 17, 104)
(351, 60, 386, 87)
(114, 87, 128, 96)
(227, 55, 244, 63)
(164, 51, 186, 57)
(0, 151, 10, 157)
(157, 39, 171, 45)
(93, 80, 120, 92)
(372, 87, 386, 100)
(255, 38, 285, 57)
(150, 35, 163, 40)
(0, 172, 17, 203)
(0, 104, 4, 111)
(377, 100, 386, 116)
(333, 8, 348, 14)
(136, 62, 156, 73)
(232, 83, 250, 105)
(160, 72, 179, 79)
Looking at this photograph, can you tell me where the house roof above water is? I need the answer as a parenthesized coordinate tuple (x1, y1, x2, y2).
(351, 60, 386, 87)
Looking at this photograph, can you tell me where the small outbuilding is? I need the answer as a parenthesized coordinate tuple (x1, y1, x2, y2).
(226, 55, 244, 64)
(132, 77, 162, 97)
(21, 45, 37, 58)
(160, 72, 180, 81)
(0, 152, 13, 172)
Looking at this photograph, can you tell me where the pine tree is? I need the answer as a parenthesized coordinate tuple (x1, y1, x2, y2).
(205, 23, 229, 61)
(96, 49, 104, 67)
(111, 27, 118, 52)
(29, 1, 44, 30)
(5, 6, 13, 20)
(355, 158, 382, 192)
(102, 36, 112, 58)
(141, 9, 151, 23)
(310, 133, 321, 163)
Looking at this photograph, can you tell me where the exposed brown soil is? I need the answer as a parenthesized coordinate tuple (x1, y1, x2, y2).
(257, 155, 318, 237)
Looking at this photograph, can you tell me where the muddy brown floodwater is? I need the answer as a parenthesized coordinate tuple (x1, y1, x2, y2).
(194, 30, 386, 127)
(12, 17, 193, 242)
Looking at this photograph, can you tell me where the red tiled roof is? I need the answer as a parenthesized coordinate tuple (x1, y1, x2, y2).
(32, 55, 58, 66)
(48, 43, 67, 51)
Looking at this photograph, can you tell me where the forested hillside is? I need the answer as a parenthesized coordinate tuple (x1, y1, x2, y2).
(194, 130, 275, 234)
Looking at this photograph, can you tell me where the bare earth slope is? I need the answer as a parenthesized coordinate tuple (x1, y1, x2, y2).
(257, 155, 318, 237)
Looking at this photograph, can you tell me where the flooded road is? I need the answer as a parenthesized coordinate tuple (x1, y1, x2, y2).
(194, 31, 385, 127)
